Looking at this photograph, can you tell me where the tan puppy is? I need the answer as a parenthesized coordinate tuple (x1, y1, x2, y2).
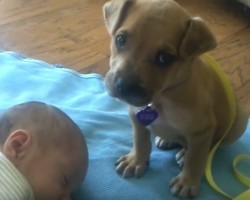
(103, 0, 248, 198)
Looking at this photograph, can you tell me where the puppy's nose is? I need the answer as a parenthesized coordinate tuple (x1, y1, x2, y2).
(115, 78, 127, 95)
(114, 77, 146, 97)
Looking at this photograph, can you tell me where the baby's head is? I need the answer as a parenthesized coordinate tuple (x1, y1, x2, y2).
(0, 101, 88, 200)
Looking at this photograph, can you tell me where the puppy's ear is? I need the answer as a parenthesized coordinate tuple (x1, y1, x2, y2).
(103, 0, 133, 35)
(179, 17, 217, 58)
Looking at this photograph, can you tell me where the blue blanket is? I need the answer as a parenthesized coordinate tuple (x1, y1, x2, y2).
(0, 51, 249, 200)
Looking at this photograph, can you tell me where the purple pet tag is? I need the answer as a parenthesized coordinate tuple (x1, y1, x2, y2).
(136, 105, 158, 126)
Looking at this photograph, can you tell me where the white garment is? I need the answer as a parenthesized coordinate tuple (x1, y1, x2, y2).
(0, 152, 34, 200)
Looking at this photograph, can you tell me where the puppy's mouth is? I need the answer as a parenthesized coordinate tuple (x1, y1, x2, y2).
(105, 74, 151, 107)
(119, 90, 151, 107)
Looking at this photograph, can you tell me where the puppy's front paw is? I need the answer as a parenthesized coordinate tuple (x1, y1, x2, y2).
(116, 152, 148, 178)
(169, 172, 200, 199)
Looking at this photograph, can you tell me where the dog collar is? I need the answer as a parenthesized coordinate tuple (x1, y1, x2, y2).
(136, 104, 158, 126)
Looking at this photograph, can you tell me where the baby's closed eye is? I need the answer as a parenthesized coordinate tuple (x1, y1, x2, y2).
(61, 174, 69, 188)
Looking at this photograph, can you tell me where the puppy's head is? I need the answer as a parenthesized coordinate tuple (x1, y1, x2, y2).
(104, 0, 217, 107)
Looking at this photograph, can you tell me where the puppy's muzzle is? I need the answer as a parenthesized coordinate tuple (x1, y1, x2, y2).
(105, 72, 151, 107)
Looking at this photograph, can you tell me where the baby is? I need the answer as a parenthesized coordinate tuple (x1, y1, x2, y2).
(0, 101, 88, 200)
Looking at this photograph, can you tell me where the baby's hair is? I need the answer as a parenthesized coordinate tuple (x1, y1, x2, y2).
(0, 101, 84, 148)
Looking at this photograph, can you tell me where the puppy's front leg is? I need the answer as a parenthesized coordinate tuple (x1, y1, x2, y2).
(169, 127, 215, 198)
(116, 107, 151, 178)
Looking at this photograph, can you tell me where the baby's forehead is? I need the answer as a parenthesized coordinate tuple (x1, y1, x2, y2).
(60, 140, 88, 188)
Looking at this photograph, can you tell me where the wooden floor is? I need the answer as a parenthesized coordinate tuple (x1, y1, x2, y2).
(0, 0, 249, 114)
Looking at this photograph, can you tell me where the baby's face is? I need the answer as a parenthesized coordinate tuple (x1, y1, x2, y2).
(22, 141, 87, 200)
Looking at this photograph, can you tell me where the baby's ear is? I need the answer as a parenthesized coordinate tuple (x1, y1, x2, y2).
(3, 130, 31, 163)
(179, 17, 217, 58)
(103, 0, 134, 35)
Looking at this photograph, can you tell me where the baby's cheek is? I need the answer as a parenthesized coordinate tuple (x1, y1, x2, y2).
(30, 178, 63, 200)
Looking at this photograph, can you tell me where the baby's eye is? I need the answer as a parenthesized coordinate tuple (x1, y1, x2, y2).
(61, 174, 69, 188)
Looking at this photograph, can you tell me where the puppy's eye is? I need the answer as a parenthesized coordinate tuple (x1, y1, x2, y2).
(115, 35, 127, 50)
(155, 52, 176, 67)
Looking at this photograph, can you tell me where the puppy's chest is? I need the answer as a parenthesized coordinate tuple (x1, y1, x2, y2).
(154, 103, 192, 128)
(150, 109, 182, 131)
(135, 104, 193, 137)
(148, 106, 192, 144)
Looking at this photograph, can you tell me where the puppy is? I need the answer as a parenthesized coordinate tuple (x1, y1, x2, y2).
(103, 0, 248, 198)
